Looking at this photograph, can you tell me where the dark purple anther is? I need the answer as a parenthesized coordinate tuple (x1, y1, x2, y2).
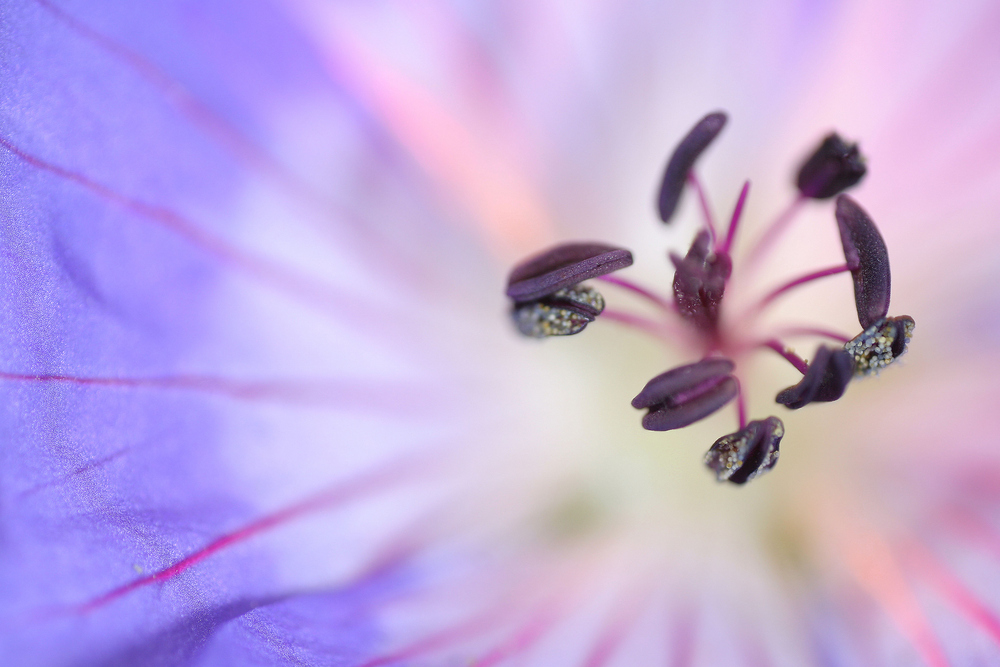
(506, 243, 633, 303)
(776, 346, 855, 409)
(657, 112, 728, 223)
(705, 417, 783, 484)
(835, 196, 891, 329)
(671, 231, 732, 331)
(844, 315, 915, 375)
(796, 133, 866, 199)
(632, 358, 738, 431)
(511, 285, 606, 338)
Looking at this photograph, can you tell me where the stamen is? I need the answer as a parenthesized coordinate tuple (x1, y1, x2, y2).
(657, 112, 727, 223)
(596, 275, 677, 316)
(507, 243, 633, 303)
(507, 243, 634, 338)
(796, 133, 867, 199)
(632, 359, 738, 431)
(751, 263, 852, 313)
(671, 231, 732, 331)
(744, 194, 806, 269)
(734, 376, 748, 430)
(776, 346, 855, 409)
(746, 133, 865, 268)
(600, 309, 682, 342)
(718, 180, 750, 255)
(687, 172, 718, 244)
(504, 110, 910, 486)
(844, 316, 914, 376)
(836, 196, 891, 329)
(512, 286, 605, 338)
(761, 340, 809, 374)
(776, 326, 852, 344)
(704, 417, 783, 484)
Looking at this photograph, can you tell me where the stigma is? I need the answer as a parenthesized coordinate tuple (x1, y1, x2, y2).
(504, 112, 913, 485)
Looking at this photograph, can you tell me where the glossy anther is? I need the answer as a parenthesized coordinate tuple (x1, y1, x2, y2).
(512, 286, 605, 338)
(844, 315, 915, 376)
(671, 231, 732, 331)
(836, 196, 891, 329)
(506, 243, 634, 303)
(632, 358, 738, 431)
(776, 346, 855, 409)
(657, 112, 727, 223)
(704, 416, 783, 484)
(796, 133, 866, 199)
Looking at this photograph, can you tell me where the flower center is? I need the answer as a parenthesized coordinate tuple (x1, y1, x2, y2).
(504, 111, 914, 485)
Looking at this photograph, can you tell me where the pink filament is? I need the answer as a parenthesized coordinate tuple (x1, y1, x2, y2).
(596, 275, 677, 315)
(745, 194, 806, 269)
(761, 340, 809, 374)
(734, 377, 748, 430)
(687, 172, 717, 245)
(719, 180, 751, 256)
(753, 264, 852, 313)
(776, 326, 852, 344)
(601, 309, 683, 343)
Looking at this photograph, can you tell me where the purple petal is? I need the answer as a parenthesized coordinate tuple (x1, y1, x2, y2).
(632, 359, 737, 431)
(835, 196, 891, 329)
(506, 243, 633, 302)
(796, 133, 866, 199)
(0, 1, 437, 662)
(656, 112, 727, 223)
(776, 346, 855, 409)
(704, 417, 783, 485)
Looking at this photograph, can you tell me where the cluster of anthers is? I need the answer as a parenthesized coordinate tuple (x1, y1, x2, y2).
(505, 112, 914, 485)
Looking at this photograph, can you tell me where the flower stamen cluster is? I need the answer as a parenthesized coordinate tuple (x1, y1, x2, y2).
(505, 112, 914, 485)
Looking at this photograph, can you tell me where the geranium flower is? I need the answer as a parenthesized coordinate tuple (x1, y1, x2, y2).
(2, 0, 1000, 665)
